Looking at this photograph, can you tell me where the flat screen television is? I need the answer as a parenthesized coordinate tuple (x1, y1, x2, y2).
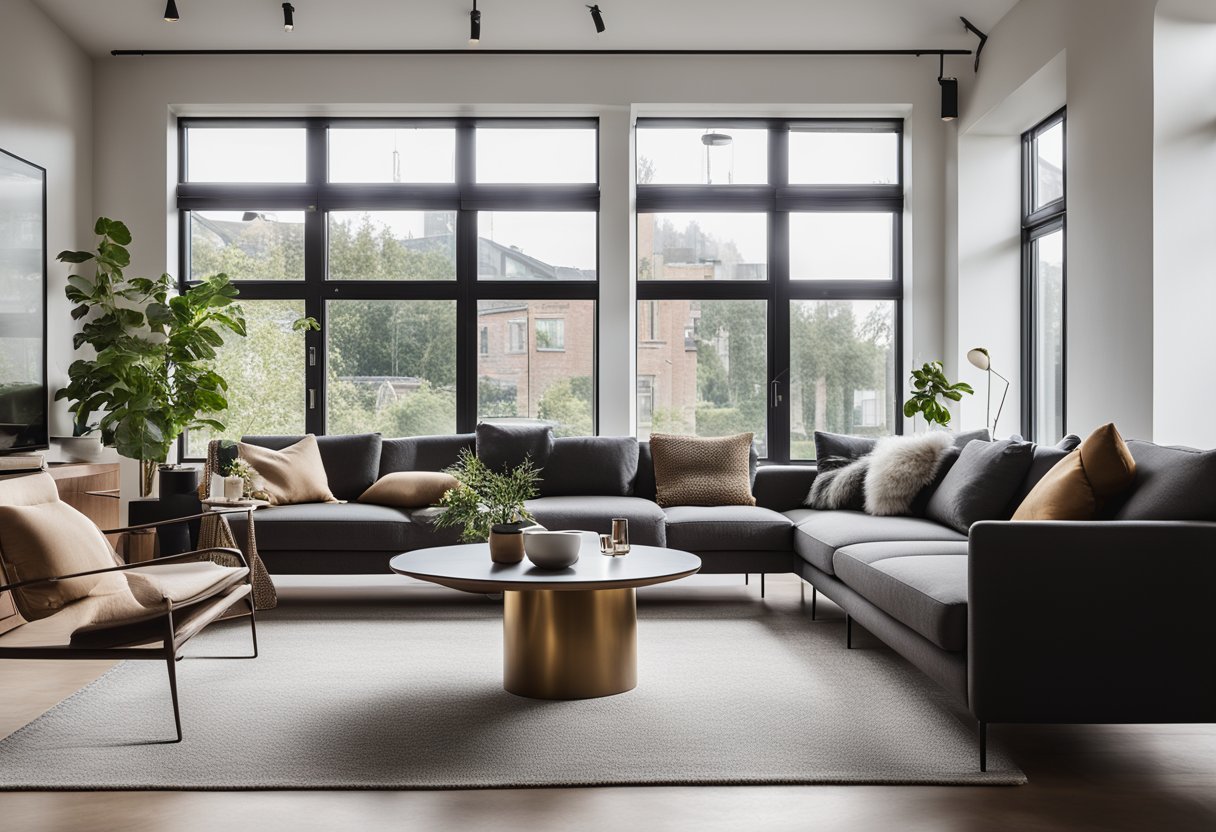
(0, 148, 48, 454)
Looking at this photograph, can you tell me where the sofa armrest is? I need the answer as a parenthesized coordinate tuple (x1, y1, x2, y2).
(968, 520, 1216, 724)
(752, 465, 817, 512)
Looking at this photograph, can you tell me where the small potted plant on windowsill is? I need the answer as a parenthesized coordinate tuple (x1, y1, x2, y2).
(433, 449, 541, 564)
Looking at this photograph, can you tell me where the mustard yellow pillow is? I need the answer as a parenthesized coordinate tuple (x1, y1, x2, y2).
(1013, 423, 1135, 521)
(359, 471, 459, 508)
(237, 435, 338, 506)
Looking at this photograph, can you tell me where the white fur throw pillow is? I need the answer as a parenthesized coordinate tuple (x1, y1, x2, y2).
(864, 432, 953, 516)
(805, 456, 870, 511)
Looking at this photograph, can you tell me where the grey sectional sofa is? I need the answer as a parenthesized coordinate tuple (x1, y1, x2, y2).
(228, 430, 1216, 770)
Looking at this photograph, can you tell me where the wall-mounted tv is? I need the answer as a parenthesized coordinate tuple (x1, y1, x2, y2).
(0, 148, 48, 454)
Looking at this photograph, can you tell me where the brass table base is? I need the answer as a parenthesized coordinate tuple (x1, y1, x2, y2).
(503, 587, 637, 700)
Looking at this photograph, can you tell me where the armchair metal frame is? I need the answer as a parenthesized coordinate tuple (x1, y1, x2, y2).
(0, 512, 260, 743)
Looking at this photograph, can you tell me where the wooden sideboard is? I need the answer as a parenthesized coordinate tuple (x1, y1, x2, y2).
(0, 462, 121, 635)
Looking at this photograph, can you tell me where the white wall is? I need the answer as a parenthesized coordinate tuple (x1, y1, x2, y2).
(1153, 1, 1216, 447)
(953, 0, 1157, 442)
(90, 52, 957, 440)
(0, 0, 93, 441)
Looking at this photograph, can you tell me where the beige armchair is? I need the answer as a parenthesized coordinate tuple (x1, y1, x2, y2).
(0, 472, 258, 743)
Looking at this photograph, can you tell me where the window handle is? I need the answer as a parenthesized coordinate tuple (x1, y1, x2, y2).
(308, 389, 316, 410)
(308, 346, 316, 367)
(770, 380, 783, 408)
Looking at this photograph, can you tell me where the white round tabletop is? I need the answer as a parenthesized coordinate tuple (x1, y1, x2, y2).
(389, 541, 701, 593)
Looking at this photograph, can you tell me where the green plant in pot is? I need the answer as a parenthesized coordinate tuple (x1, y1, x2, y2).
(433, 448, 541, 564)
(903, 361, 974, 429)
(56, 217, 252, 496)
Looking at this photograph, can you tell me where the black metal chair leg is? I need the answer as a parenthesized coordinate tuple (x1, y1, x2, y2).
(165, 652, 183, 743)
(846, 614, 853, 648)
(247, 596, 259, 658)
(760, 573, 766, 598)
(811, 586, 817, 620)
(979, 721, 988, 772)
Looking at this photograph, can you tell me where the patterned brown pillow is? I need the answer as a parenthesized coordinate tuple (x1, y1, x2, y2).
(649, 433, 756, 508)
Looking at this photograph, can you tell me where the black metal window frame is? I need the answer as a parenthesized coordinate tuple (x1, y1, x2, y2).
(175, 116, 600, 460)
(1020, 107, 1066, 441)
(635, 117, 905, 463)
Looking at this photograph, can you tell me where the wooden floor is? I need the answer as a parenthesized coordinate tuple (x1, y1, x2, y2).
(1, 574, 1213, 832)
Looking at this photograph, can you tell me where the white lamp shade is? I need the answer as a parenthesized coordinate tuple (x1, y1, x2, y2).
(967, 348, 991, 371)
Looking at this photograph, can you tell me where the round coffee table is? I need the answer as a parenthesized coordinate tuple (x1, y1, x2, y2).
(389, 541, 701, 700)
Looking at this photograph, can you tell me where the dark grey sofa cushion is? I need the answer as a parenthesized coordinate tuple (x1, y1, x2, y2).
(229, 502, 446, 553)
(242, 433, 382, 502)
(379, 434, 474, 476)
(814, 431, 878, 462)
(524, 496, 666, 546)
(1113, 440, 1216, 521)
(752, 465, 818, 512)
(1008, 438, 1080, 509)
(663, 505, 793, 552)
(636, 440, 757, 502)
(924, 439, 1035, 534)
(784, 509, 965, 575)
(476, 422, 554, 473)
(832, 540, 970, 651)
(540, 436, 639, 497)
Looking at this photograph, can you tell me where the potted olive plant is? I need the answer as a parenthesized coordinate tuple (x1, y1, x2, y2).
(433, 448, 541, 563)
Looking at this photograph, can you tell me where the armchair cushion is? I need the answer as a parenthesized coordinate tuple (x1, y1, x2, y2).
(0, 498, 123, 621)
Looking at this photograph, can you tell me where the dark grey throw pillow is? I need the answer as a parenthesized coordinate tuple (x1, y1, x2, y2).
(1007, 439, 1079, 510)
(805, 457, 869, 511)
(813, 431, 878, 463)
(924, 439, 1036, 534)
(1112, 440, 1216, 521)
(540, 436, 639, 497)
(475, 422, 554, 474)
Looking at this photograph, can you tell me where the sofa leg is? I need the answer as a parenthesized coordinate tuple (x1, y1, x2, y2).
(760, 573, 766, 599)
(811, 586, 817, 620)
(846, 614, 853, 648)
(744, 574, 749, 586)
(979, 721, 988, 772)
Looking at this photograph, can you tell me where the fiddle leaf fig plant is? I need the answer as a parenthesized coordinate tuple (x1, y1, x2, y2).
(903, 361, 974, 428)
(55, 217, 249, 495)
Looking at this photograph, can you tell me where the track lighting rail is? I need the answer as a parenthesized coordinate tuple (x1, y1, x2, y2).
(113, 48, 973, 57)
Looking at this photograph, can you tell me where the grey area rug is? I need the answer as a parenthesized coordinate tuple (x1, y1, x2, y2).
(0, 597, 1024, 789)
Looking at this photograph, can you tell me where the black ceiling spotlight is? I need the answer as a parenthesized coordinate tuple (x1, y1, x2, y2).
(163, 0, 179, 22)
(469, 0, 481, 45)
(588, 5, 605, 34)
(938, 54, 958, 121)
(282, 2, 295, 32)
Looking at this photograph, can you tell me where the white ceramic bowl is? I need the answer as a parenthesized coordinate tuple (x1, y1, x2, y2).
(522, 529, 583, 569)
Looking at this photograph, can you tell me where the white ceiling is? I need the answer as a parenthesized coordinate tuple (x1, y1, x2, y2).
(32, 0, 1019, 57)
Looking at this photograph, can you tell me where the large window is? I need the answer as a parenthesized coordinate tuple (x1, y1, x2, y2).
(1021, 109, 1066, 443)
(636, 120, 903, 461)
(177, 119, 598, 454)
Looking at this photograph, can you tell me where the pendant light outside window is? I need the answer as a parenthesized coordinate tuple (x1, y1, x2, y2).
(163, 0, 180, 22)
(282, 3, 295, 32)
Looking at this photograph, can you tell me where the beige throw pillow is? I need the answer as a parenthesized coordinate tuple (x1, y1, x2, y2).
(649, 432, 756, 508)
(359, 471, 459, 508)
(237, 435, 338, 506)
(0, 500, 123, 621)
